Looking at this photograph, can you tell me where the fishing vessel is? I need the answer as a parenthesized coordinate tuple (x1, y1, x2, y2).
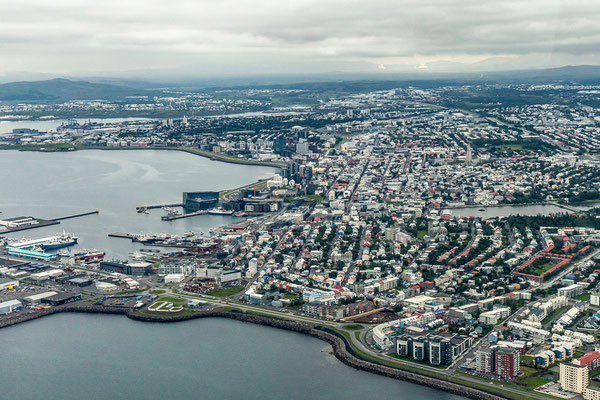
(74, 250, 105, 264)
(40, 233, 78, 250)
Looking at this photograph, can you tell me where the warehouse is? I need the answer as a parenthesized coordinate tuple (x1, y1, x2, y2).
(41, 292, 81, 306)
(23, 291, 58, 303)
(0, 299, 22, 314)
(99, 261, 151, 276)
(0, 278, 19, 290)
(68, 277, 93, 287)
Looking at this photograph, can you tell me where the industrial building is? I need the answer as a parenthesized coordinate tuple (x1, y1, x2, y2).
(0, 299, 22, 314)
(23, 291, 58, 303)
(7, 247, 57, 261)
(0, 278, 19, 290)
(99, 261, 151, 276)
(41, 292, 81, 306)
(68, 277, 93, 287)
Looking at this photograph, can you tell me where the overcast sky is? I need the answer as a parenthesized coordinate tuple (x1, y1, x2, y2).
(0, 0, 599, 78)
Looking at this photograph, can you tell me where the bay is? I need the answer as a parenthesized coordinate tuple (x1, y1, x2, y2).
(0, 149, 277, 259)
(0, 313, 464, 400)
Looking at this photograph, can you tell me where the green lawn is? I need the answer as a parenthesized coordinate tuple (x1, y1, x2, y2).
(522, 262, 555, 276)
(307, 194, 323, 203)
(387, 353, 446, 369)
(574, 293, 591, 301)
(541, 306, 567, 325)
(417, 230, 428, 240)
(499, 144, 524, 151)
(516, 366, 553, 389)
(207, 285, 245, 297)
(149, 289, 166, 295)
(342, 324, 363, 330)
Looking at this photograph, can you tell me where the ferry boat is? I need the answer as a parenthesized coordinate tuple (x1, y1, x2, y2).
(40, 233, 78, 250)
(207, 207, 234, 216)
(184, 232, 195, 237)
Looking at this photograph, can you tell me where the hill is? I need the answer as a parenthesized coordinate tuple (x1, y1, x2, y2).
(0, 78, 150, 102)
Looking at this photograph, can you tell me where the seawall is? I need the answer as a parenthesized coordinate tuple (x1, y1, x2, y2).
(0, 305, 508, 399)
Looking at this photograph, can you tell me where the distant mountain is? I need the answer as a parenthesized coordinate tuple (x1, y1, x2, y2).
(473, 65, 600, 84)
(0, 78, 150, 101)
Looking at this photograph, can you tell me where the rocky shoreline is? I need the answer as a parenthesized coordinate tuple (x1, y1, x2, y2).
(0, 305, 507, 400)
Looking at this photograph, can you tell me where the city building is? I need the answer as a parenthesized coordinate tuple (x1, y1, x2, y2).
(560, 361, 588, 393)
(395, 333, 472, 365)
(475, 346, 520, 379)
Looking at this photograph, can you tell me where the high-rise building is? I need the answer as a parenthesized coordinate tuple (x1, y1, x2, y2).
(475, 348, 494, 374)
(475, 346, 519, 379)
(465, 144, 472, 166)
(494, 347, 520, 379)
(560, 361, 589, 394)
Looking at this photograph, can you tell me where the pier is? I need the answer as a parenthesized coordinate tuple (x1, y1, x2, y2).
(108, 233, 135, 239)
(0, 220, 60, 234)
(0, 210, 99, 235)
(161, 210, 207, 221)
(51, 210, 99, 221)
(136, 203, 183, 213)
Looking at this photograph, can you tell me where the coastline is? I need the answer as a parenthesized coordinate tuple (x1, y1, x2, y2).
(0, 305, 507, 400)
(0, 145, 286, 168)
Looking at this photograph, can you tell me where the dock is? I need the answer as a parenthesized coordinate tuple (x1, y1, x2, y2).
(108, 233, 135, 239)
(51, 210, 99, 221)
(161, 210, 206, 221)
(0, 220, 60, 234)
(0, 210, 99, 235)
(136, 203, 183, 213)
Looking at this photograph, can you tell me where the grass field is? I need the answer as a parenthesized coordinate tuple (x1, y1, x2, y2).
(541, 306, 567, 325)
(522, 262, 555, 276)
(499, 144, 525, 151)
(516, 366, 554, 389)
(207, 286, 245, 297)
(574, 293, 591, 301)
(307, 194, 323, 203)
(342, 324, 363, 330)
(417, 230, 428, 240)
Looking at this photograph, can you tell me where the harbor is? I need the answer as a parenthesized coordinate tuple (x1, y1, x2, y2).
(0, 210, 99, 234)
(0, 149, 276, 259)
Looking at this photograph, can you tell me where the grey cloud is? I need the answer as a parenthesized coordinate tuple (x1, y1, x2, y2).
(0, 0, 598, 75)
